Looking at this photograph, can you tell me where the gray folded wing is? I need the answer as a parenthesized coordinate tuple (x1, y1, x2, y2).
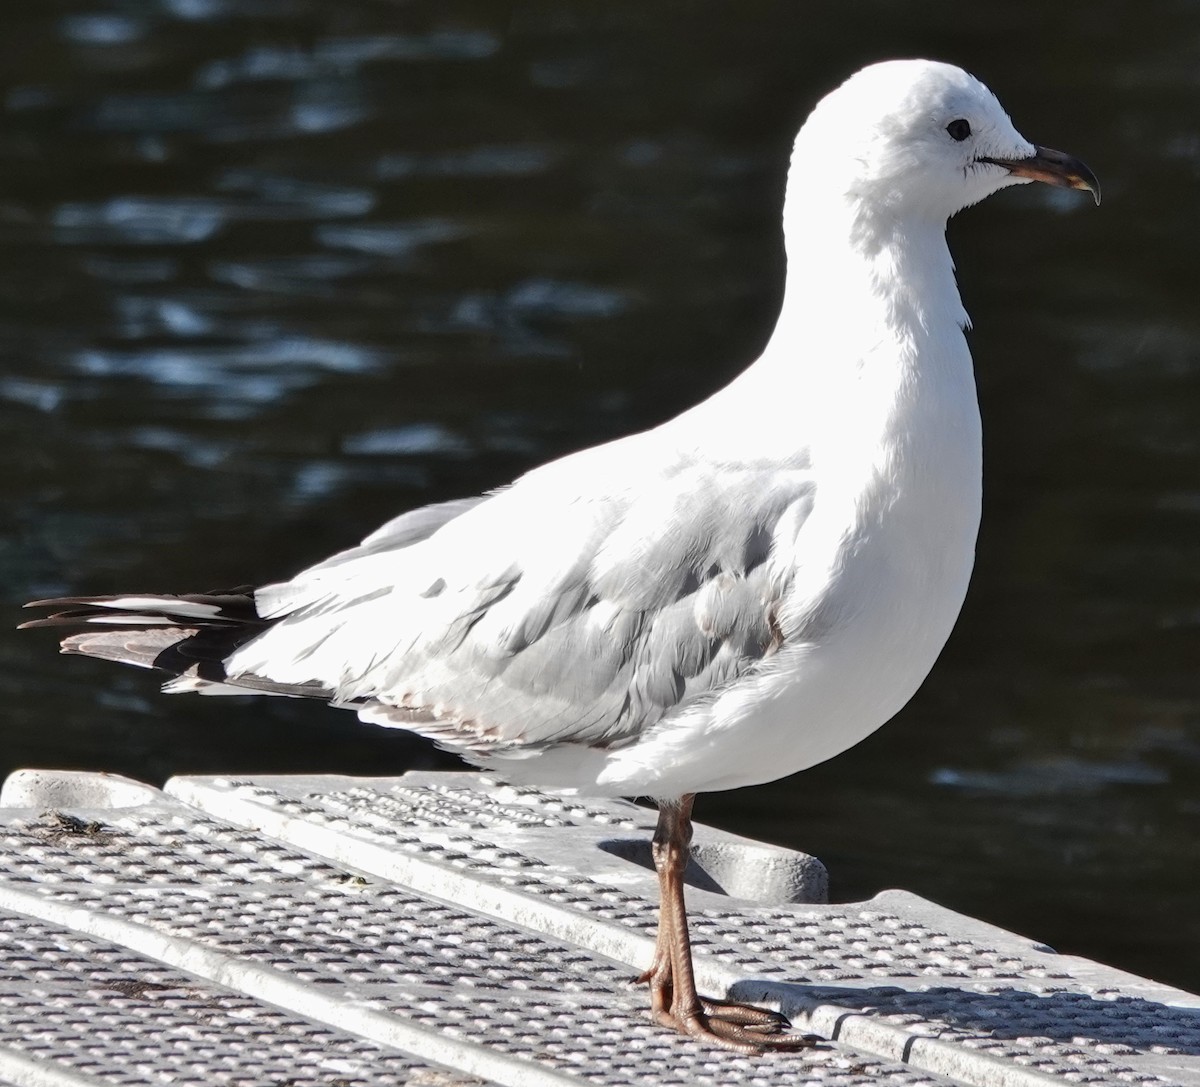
(230, 446, 815, 760)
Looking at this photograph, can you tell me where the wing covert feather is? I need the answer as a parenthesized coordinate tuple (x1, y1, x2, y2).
(229, 447, 815, 759)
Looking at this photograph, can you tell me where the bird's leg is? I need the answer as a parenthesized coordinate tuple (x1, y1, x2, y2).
(642, 796, 817, 1052)
(636, 914, 674, 1018)
(636, 802, 681, 1017)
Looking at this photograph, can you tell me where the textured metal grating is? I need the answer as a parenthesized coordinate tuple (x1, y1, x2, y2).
(812, 984, 1200, 1083)
(0, 790, 947, 1087)
(0, 911, 483, 1087)
(0, 768, 1197, 1087)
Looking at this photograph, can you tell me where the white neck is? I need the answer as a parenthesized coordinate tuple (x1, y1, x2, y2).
(772, 159, 968, 365)
(702, 160, 974, 458)
(671, 148, 980, 481)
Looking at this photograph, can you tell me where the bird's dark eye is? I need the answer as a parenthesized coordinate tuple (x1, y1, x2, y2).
(946, 119, 971, 142)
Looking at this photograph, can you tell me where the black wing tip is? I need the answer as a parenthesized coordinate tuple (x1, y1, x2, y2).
(18, 606, 106, 630)
(18, 589, 265, 632)
(23, 594, 133, 609)
(18, 616, 71, 631)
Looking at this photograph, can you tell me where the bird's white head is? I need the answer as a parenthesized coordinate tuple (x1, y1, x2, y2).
(792, 59, 1099, 229)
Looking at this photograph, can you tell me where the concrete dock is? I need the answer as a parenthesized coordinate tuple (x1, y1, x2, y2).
(0, 768, 1196, 1086)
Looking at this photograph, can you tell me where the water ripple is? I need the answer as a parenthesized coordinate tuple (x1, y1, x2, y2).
(163, 0, 306, 21)
(54, 198, 226, 245)
(0, 378, 63, 413)
(930, 757, 1170, 797)
(196, 32, 500, 89)
(113, 298, 215, 338)
(59, 14, 146, 45)
(73, 337, 386, 405)
(215, 170, 376, 219)
(127, 426, 232, 468)
(343, 423, 471, 457)
(375, 145, 559, 180)
(315, 220, 467, 259)
(421, 279, 631, 357)
(209, 255, 377, 292)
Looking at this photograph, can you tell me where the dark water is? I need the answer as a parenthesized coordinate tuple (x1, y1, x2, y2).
(1, 2, 1197, 993)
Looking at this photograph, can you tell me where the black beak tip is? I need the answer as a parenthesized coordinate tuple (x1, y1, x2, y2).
(982, 147, 1101, 208)
(1071, 160, 1102, 206)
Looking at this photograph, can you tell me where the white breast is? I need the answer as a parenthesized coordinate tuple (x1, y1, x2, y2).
(497, 324, 982, 800)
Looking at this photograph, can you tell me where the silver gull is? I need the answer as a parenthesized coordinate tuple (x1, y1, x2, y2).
(25, 59, 1099, 1051)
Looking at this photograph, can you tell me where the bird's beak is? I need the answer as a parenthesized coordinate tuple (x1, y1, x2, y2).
(978, 145, 1101, 205)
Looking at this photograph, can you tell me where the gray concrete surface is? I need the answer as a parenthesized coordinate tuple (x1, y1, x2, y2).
(0, 768, 1196, 1086)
